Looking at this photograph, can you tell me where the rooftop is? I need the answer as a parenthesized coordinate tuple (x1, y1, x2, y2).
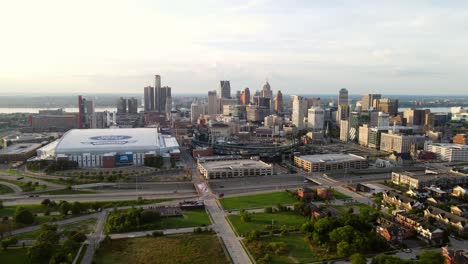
(297, 153, 366, 163)
(427, 143, 468, 150)
(0, 143, 43, 155)
(201, 159, 272, 171)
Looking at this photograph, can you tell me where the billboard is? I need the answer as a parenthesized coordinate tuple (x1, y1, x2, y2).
(115, 153, 133, 165)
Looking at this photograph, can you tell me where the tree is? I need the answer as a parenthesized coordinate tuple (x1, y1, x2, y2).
(239, 209, 252, 223)
(41, 198, 51, 206)
(59, 201, 71, 215)
(350, 253, 366, 264)
(71, 202, 84, 215)
(1, 237, 17, 250)
(14, 207, 35, 225)
(419, 250, 445, 264)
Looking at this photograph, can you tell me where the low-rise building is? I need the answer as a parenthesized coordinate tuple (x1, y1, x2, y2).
(452, 186, 468, 198)
(393, 211, 444, 243)
(297, 187, 314, 201)
(424, 143, 468, 162)
(198, 158, 273, 179)
(453, 134, 468, 145)
(294, 153, 368, 172)
(383, 190, 424, 211)
(391, 170, 468, 189)
(0, 142, 43, 162)
(424, 206, 468, 235)
(380, 132, 426, 154)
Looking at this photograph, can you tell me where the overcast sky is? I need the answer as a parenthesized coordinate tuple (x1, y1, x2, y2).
(1, 0, 468, 95)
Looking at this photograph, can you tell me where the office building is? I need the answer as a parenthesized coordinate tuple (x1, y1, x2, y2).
(338, 88, 348, 106)
(207, 90, 220, 115)
(219, 80, 231, 99)
(340, 120, 349, 142)
(246, 105, 269, 122)
(292, 95, 307, 129)
(154, 74, 162, 111)
(260, 81, 273, 99)
(404, 109, 428, 126)
(275, 90, 283, 113)
(294, 153, 368, 172)
(375, 98, 399, 116)
(78, 96, 94, 129)
(143, 86, 155, 111)
(424, 143, 468, 162)
(240, 87, 250, 105)
(361, 94, 381, 111)
(198, 159, 273, 179)
(380, 132, 426, 154)
(127, 97, 138, 114)
(307, 106, 325, 131)
(190, 101, 206, 123)
(359, 124, 370, 146)
(223, 105, 246, 120)
(117, 97, 127, 114)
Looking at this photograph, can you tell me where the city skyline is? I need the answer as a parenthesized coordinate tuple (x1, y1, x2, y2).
(1, 1, 468, 95)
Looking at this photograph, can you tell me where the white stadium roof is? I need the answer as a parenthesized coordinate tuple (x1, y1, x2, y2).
(55, 128, 178, 154)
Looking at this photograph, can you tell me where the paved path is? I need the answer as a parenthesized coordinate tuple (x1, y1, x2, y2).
(109, 226, 213, 239)
(204, 198, 252, 264)
(81, 210, 108, 264)
(0, 181, 22, 193)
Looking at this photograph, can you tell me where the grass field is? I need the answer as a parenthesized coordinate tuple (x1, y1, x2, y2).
(0, 177, 46, 192)
(0, 247, 30, 264)
(247, 234, 318, 263)
(0, 183, 15, 194)
(228, 211, 306, 236)
(332, 190, 350, 199)
(159, 209, 211, 229)
(220, 192, 297, 210)
(94, 234, 229, 264)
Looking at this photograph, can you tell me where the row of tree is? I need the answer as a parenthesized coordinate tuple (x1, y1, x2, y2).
(105, 207, 160, 233)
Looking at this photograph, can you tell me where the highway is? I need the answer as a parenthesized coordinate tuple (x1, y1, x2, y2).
(0, 181, 22, 193)
(2, 191, 198, 205)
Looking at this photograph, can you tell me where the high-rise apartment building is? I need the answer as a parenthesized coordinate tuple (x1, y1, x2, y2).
(307, 106, 325, 131)
(361, 94, 381, 111)
(219, 80, 231, 99)
(275, 90, 283, 113)
(292, 95, 307, 129)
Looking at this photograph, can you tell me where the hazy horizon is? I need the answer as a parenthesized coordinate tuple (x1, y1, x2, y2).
(1, 0, 468, 95)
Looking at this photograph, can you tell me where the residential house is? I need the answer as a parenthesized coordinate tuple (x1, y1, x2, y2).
(383, 190, 424, 211)
(297, 187, 314, 201)
(452, 186, 468, 198)
(424, 206, 468, 235)
(451, 204, 468, 218)
(393, 210, 444, 243)
(442, 246, 468, 264)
